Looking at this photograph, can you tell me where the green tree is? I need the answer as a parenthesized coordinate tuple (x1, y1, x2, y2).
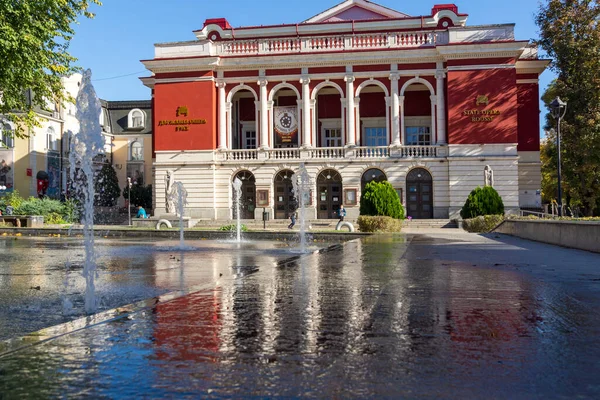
(94, 164, 120, 207)
(0, 0, 102, 138)
(460, 186, 505, 219)
(359, 181, 404, 219)
(536, 0, 600, 216)
(122, 177, 153, 210)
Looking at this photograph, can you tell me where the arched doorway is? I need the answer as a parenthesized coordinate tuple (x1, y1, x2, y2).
(232, 170, 256, 219)
(406, 168, 433, 219)
(317, 169, 342, 219)
(361, 168, 387, 192)
(274, 169, 296, 219)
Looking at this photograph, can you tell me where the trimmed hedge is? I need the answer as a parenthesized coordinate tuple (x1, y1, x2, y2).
(460, 186, 504, 219)
(359, 181, 404, 219)
(219, 224, 248, 232)
(462, 215, 505, 233)
(357, 216, 402, 232)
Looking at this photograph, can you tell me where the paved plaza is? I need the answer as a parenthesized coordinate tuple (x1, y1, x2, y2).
(0, 232, 599, 398)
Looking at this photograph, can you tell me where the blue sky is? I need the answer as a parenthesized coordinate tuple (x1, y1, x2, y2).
(69, 0, 554, 129)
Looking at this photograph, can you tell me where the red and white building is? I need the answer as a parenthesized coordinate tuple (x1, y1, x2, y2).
(141, 0, 548, 220)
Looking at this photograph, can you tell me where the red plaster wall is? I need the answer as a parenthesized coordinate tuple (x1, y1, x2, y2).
(353, 64, 391, 72)
(266, 68, 302, 76)
(239, 98, 255, 121)
(405, 91, 431, 116)
(155, 71, 213, 79)
(447, 69, 518, 144)
(517, 83, 540, 151)
(223, 70, 259, 78)
(309, 66, 346, 74)
(360, 92, 386, 117)
(447, 58, 515, 67)
(317, 94, 342, 118)
(397, 63, 436, 70)
(277, 96, 297, 107)
(154, 81, 216, 151)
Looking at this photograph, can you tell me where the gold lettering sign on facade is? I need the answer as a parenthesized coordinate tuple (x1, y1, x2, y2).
(158, 106, 206, 131)
(463, 95, 501, 122)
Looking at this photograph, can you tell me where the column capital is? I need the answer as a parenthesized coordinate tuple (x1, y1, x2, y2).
(267, 100, 274, 109)
(344, 74, 355, 83)
(385, 96, 391, 106)
(435, 70, 446, 79)
(389, 72, 400, 81)
(226, 101, 233, 111)
(257, 78, 268, 87)
(340, 98, 348, 107)
(354, 97, 361, 104)
(296, 99, 303, 106)
(254, 100, 260, 107)
(430, 95, 437, 103)
(299, 76, 311, 85)
(216, 80, 226, 89)
(398, 95, 405, 103)
(310, 99, 317, 108)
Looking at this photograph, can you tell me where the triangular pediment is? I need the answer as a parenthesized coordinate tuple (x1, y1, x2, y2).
(304, 0, 409, 23)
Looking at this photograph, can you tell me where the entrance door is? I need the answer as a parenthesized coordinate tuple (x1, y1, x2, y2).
(317, 169, 342, 219)
(232, 171, 256, 219)
(406, 168, 433, 219)
(242, 130, 257, 149)
(274, 170, 296, 219)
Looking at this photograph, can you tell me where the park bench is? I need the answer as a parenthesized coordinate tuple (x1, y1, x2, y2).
(0, 215, 44, 228)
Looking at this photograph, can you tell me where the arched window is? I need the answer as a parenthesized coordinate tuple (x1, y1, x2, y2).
(128, 109, 145, 129)
(0, 123, 14, 148)
(46, 127, 57, 151)
(361, 168, 387, 192)
(130, 140, 143, 161)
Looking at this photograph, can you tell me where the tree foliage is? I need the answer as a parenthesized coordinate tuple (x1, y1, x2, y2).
(359, 181, 404, 219)
(536, 0, 600, 215)
(0, 0, 101, 138)
(123, 177, 153, 210)
(94, 164, 120, 207)
(460, 186, 505, 219)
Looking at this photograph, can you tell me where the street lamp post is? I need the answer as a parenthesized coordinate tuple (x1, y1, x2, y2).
(127, 177, 132, 226)
(550, 97, 567, 217)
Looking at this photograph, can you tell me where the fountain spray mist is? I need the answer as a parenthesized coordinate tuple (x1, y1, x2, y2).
(232, 178, 243, 243)
(69, 70, 105, 314)
(170, 181, 188, 249)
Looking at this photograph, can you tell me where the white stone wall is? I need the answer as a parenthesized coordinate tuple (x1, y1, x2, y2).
(518, 151, 542, 208)
(154, 151, 454, 220)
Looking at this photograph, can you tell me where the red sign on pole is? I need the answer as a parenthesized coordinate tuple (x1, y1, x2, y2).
(26, 168, 32, 177)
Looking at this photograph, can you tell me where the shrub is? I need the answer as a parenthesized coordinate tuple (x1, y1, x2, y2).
(462, 215, 505, 233)
(359, 181, 404, 219)
(1, 193, 78, 223)
(45, 212, 67, 224)
(460, 186, 504, 219)
(16, 197, 65, 217)
(357, 216, 402, 232)
(94, 164, 121, 207)
(219, 224, 248, 232)
(0, 190, 24, 212)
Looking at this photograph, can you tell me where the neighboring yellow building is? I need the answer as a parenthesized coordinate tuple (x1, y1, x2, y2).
(0, 90, 65, 199)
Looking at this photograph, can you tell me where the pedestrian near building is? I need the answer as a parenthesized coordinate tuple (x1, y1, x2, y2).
(136, 206, 148, 219)
(288, 210, 297, 229)
(338, 205, 346, 222)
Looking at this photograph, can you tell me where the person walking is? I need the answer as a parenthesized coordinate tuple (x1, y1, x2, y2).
(338, 204, 346, 222)
(288, 210, 297, 229)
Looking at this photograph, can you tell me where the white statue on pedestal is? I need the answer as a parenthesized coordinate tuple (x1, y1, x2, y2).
(484, 165, 494, 187)
(165, 170, 175, 214)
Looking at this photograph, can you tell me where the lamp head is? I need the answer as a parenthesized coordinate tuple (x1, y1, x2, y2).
(550, 97, 567, 119)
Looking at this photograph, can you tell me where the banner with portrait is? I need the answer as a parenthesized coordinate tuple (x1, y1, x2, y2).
(47, 152, 61, 198)
(273, 106, 298, 146)
(0, 150, 14, 192)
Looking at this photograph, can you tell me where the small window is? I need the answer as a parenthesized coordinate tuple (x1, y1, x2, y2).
(130, 140, 143, 161)
(365, 127, 387, 146)
(128, 109, 145, 129)
(46, 127, 58, 151)
(0, 123, 14, 148)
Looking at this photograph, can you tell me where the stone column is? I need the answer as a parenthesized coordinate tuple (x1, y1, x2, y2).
(216, 80, 227, 150)
(258, 78, 269, 149)
(435, 69, 447, 144)
(354, 97, 361, 146)
(430, 95, 437, 145)
(385, 97, 391, 145)
(296, 99, 303, 147)
(399, 95, 405, 145)
(300, 76, 312, 148)
(225, 101, 232, 149)
(345, 74, 356, 146)
(390, 73, 400, 146)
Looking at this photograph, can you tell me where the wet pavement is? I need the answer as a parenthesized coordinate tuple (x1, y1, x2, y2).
(1, 233, 600, 398)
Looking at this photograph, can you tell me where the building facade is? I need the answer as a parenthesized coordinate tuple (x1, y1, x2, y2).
(141, 0, 548, 220)
(0, 91, 65, 199)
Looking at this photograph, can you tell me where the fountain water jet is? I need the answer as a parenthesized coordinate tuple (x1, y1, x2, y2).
(232, 178, 243, 243)
(168, 181, 188, 249)
(292, 163, 311, 253)
(68, 70, 105, 314)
